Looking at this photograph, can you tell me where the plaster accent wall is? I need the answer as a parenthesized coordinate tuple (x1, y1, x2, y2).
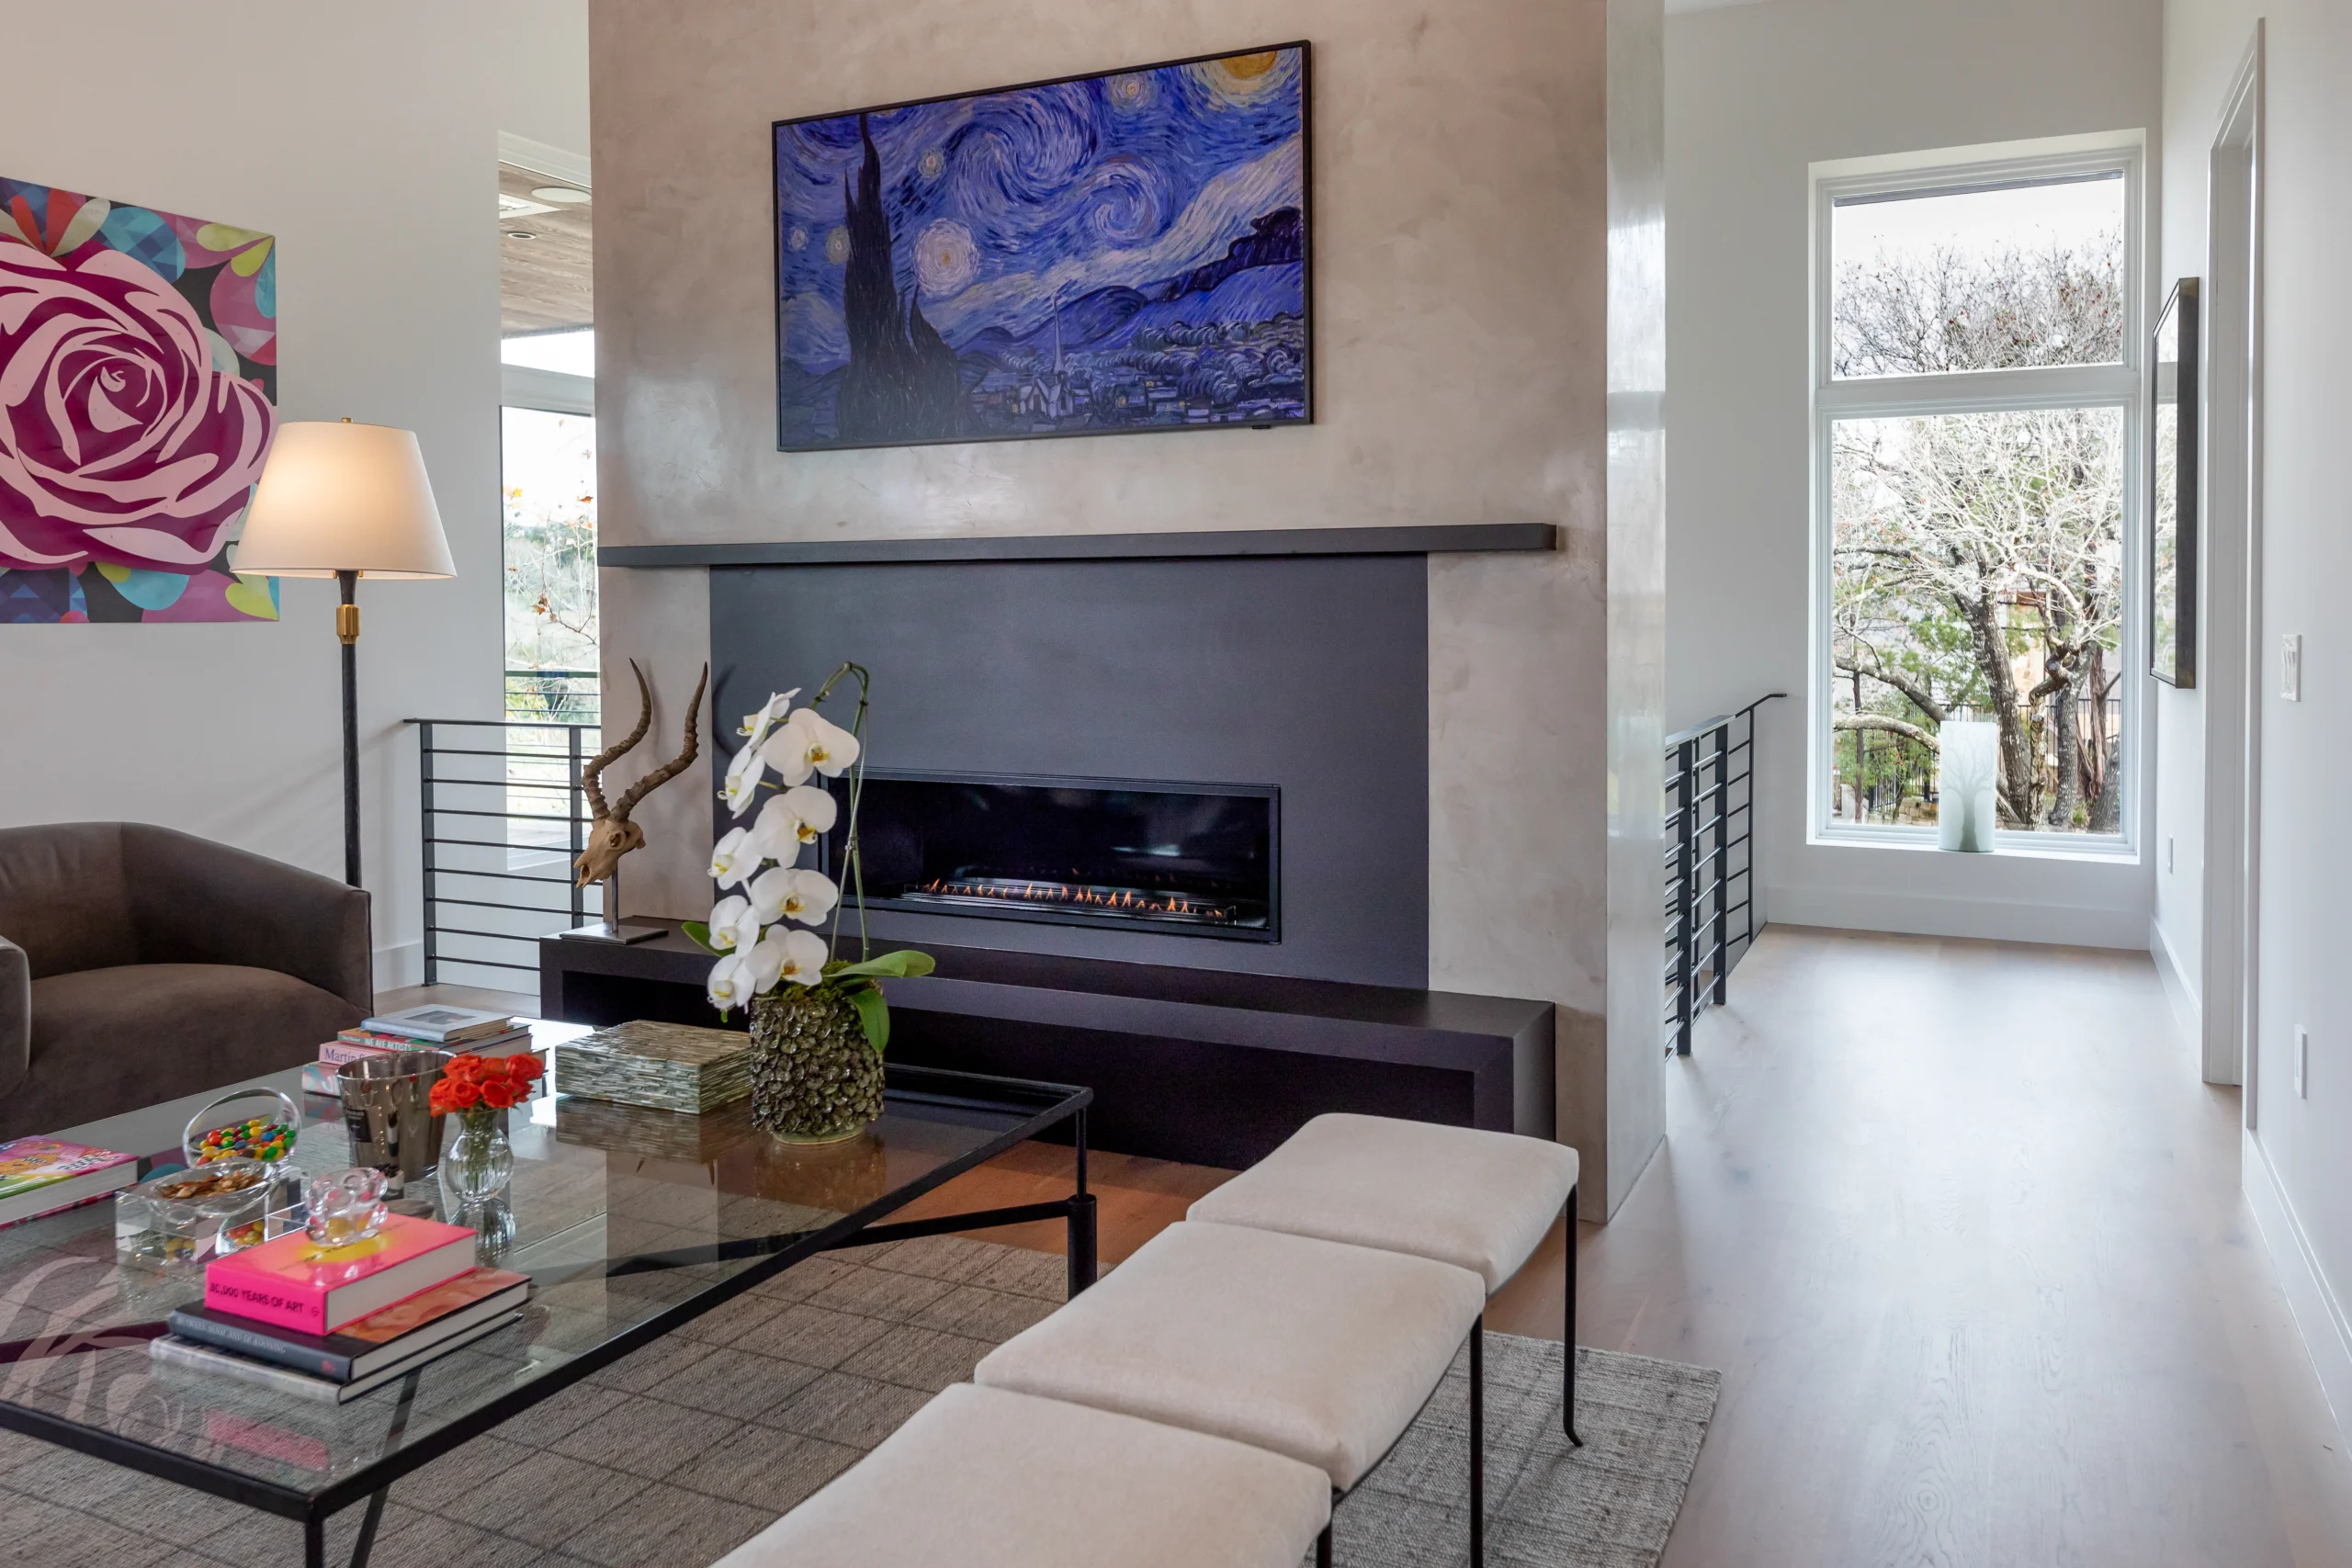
(593, 0, 1667, 1213)
(2164, 0, 2352, 1450)
(1604, 0, 1668, 1223)
(1665, 0, 2162, 949)
(0, 3, 507, 990)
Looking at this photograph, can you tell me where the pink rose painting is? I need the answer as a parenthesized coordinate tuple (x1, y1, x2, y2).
(0, 177, 278, 623)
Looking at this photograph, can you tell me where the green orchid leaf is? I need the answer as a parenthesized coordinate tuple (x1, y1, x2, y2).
(682, 921, 723, 955)
(847, 984, 890, 1054)
(828, 949, 936, 981)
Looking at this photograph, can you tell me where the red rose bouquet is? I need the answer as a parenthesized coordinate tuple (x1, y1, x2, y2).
(429, 1052, 543, 1119)
(431, 1053, 543, 1206)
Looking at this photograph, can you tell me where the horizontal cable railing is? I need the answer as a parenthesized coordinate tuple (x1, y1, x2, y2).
(407, 717, 602, 990)
(1666, 694, 1782, 1055)
(504, 667, 602, 725)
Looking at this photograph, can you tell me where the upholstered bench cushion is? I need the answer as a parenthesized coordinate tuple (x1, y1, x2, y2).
(1187, 1112, 1579, 1292)
(974, 1220, 1484, 1489)
(710, 1383, 1330, 1568)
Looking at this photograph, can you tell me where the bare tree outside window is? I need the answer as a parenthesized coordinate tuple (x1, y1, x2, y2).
(1821, 167, 2132, 837)
(502, 406, 599, 720)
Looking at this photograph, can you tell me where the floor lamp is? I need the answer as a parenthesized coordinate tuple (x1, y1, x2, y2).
(233, 421, 454, 888)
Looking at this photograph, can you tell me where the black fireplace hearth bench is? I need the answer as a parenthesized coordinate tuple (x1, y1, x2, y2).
(540, 922, 1555, 1169)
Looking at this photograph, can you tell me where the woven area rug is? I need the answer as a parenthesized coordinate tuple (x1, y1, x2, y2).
(0, 1235, 1718, 1568)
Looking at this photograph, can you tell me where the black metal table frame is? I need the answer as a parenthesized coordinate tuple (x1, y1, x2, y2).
(0, 1063, 1097, 1568)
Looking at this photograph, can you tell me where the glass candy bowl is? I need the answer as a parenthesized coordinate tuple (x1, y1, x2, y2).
(114, 1158, 274, 1270)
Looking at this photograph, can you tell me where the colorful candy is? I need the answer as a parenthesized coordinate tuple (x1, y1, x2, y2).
(195, 1115, 295, 1164)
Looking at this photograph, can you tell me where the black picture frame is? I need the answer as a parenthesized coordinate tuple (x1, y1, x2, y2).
(2151, 277, 2199, 687)
(771, 43, 1314, 454)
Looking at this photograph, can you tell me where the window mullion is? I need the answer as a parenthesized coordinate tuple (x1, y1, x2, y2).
(1817, 367, 2136, 418)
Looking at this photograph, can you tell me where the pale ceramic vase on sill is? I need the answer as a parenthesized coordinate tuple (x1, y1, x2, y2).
(1937, 719, 2000, 852)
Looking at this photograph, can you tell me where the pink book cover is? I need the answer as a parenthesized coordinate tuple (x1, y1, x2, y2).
(203, 1213, 476, 1335)
(319, 1039, 400, 1067)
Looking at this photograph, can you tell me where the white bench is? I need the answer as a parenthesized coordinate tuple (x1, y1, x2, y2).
(1190, 1111, 1584, 1451)
(975, 1219, 1487, 1566)
(717, 1113, 1577, 1568)
(709, 1382, 1331, 1568)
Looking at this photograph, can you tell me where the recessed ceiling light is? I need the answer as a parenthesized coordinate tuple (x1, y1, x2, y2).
(530, 186, 591, 206)
(504, 230, 539, 241)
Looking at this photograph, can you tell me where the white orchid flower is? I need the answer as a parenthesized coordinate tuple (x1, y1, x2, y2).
(706, 952, 751, 1014)
(741, 928, 827, 993)
(704, 894, 752, 951)
(725, 897, 769, 956)
(708, 826, 757, 889)
(749, 865, 840, 928)
(750, 784, 839, 862)
(759, 706, 862, 786)
(766, 928, 831, 990)
(718, 689, 800, 817)
(737, 689, 799, 747)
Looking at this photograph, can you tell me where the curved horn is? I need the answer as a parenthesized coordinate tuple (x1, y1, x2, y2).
(579, 660, 654, 820)
(612, 662, 708, 821)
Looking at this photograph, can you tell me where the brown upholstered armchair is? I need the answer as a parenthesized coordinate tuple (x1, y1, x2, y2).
(0, 822, 372, 1141)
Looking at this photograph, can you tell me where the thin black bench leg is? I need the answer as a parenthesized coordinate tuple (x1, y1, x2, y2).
(1565, 1186, 1583, 1447)
(1470, 1313, 1486, 1567)
(1316, 1520, 1333, 1567)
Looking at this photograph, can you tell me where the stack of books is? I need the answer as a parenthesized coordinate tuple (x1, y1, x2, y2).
(150, 1213, 528, 1402)
(301, 1006, 535, 1095)
(0, 1136, 139, 1228)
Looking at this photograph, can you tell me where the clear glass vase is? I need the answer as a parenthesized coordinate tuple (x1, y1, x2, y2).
(439, 1110, 513, 1207)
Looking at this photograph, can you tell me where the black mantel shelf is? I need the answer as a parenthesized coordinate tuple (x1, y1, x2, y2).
(599, 522, 1557, 570)
(540, 921, 1555, 1168)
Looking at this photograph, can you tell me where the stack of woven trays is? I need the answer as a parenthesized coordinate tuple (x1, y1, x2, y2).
(554, 1021, 752, 1114)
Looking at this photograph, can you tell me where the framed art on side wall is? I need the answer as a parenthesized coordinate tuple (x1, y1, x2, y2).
(774, 43, 1310, 453)
(0, 177, 279, 624)
(2150, 276, 2198, 687)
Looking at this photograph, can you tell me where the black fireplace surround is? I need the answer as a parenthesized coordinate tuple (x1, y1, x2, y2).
(557, 536, 1563, 1161)
(829, 771, 1278, 941)
(710, 554, 1425, 986)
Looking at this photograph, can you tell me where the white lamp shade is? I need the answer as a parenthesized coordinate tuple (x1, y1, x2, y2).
(232, 421, 456, 579)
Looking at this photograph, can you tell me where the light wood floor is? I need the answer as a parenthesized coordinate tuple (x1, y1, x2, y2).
(392, 928, 2352, 1563)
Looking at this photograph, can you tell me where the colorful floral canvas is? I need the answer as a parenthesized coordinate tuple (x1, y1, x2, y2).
(774, 44, 1309, 452)
(0, 177, 278, 623)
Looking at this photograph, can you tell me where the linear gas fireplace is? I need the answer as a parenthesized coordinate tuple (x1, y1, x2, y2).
(829, 771, 1277, 941)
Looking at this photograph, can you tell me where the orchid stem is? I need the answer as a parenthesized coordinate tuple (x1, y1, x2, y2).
(815, 663, 874, 964)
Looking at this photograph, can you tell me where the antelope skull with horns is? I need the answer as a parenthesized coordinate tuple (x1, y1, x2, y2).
(574, 660, 709, 887)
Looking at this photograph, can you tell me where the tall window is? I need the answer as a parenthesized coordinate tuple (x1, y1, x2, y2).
(1814, 140, 2142, 844)
(501, 329, 597, 722)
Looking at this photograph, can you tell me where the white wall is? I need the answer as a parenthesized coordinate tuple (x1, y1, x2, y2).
(1667, 0, 2163, 949)
(2163, 0, 2352, 1450)
(0, 4, 511, 991)
(492, 0, 594, 165)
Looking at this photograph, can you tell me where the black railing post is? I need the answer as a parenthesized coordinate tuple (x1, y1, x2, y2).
(419, 721, 437, 987)
(1710, 717, 1731, 1007)
(1673, 736, 1696, 1056)
(568, 723, 586, 930)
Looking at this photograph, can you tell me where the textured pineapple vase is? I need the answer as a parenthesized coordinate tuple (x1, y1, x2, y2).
(748, 987, 886, 1142)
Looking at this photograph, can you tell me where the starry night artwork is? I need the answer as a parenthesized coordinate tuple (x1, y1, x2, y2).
(773, 44, 1310, 452)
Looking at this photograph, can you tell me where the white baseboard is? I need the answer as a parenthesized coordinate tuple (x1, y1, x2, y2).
(2148, 915, 2202, 1055)
(2243, 1127, 2352, 1449)
(372, 940, 423, 994)
(1765, 884, 2147, 949)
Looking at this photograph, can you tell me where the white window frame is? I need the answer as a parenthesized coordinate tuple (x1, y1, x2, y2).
(1807, 130, 2147, 860)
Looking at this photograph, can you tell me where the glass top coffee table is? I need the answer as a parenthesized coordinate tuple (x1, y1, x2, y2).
(0, 1043, 1094, 1567)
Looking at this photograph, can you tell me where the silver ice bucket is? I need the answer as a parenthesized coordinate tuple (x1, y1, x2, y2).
(336, 1049, 449, 1196)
